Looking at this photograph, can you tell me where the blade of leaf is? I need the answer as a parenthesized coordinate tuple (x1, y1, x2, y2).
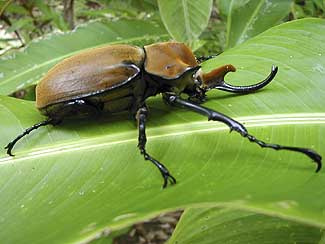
(157, 0, 212, 46)
(226, 0, 291, 49)
(0, 19, 168, 95)
(168, 207, 323, 244)
(0, 18, 325, 243)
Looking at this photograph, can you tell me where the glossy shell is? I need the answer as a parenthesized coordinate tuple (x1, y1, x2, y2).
(36, 44, 145, 109)
(144, 42, 198, 80)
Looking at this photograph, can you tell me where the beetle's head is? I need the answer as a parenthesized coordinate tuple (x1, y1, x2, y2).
(155, 66, 201, 94)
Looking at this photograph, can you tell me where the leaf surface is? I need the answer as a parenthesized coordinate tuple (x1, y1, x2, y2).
(168, 207, 323, 244)
(0, 18, 325, 243)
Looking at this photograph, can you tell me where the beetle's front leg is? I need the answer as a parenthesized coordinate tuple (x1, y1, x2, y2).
(136, 106, 176, 188)
(164, 94, 322, 172)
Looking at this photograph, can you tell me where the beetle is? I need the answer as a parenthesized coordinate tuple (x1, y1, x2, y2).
(5, 41, 322, 188)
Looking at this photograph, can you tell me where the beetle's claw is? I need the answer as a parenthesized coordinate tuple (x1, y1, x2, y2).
(311, 153, 322, 173)
(4, 144, 14, 157)
(299, 148, 322, 173)
(315, 161, 322, 173)
(162, 172, 176, 188)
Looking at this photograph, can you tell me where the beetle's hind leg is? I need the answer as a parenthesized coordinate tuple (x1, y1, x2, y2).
(165, 94, 322, 172)
(136, 106, 176, 188)
(5, 118, 59, 156)
(5, 99, 101, 157)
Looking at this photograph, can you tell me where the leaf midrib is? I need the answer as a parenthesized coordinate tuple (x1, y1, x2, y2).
(181, 0, 192, 41)
(1, 113, 324, 164)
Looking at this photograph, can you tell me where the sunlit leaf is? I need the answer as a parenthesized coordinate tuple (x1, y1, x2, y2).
(226, 0, 291, 49)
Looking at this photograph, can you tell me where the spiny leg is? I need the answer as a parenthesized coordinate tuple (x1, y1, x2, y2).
(165, 94, 322, 172)
(136, 106, 176, 188)
(5, 118, 59, 156)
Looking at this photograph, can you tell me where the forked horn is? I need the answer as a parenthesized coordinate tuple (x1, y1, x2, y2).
(197, 64, 278, 93)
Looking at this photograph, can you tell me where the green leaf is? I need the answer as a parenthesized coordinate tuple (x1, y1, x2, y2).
(168, 207, 323, 244)
(0, 20, 168, 95)
(313, 0, 325, 10)
(157, 0, 213, 46)
(34, 0, 69, 31)
(217, 0, 232, 18)
(226, 0, 292, 49)
(5, 17, 34, 34)
(0, 18, 325, 243)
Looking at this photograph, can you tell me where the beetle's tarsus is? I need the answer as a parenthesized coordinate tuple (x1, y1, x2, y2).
(244, 133, 322, 172)
(141, 149, 176, 188)
(166, 94, 323, 172)
(215, 65, 278, 94)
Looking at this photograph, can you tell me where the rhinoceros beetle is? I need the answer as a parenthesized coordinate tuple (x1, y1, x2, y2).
(5, 42, 322, 188)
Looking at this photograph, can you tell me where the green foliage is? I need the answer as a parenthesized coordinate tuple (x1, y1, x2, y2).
(157, 0, 213, 47)
(168, 207, 323, 244)
(225, 0, 292, 49)
(1, 1, 325, 243)
(0, 18, 325, 243)
(292, 0, 325, 19)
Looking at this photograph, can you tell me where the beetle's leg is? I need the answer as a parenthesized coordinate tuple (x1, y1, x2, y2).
(5, 118, 59, 156)
(136, 106, 176, 188)
(198, 65, 278, 94)
(164, 94, 322, 172)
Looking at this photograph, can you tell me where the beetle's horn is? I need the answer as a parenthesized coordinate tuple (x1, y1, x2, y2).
(198, 65, 278, 93)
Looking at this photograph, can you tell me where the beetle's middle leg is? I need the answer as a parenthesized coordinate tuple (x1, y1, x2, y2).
(164, 94, 322, 172)
(136, 106, 176, 188)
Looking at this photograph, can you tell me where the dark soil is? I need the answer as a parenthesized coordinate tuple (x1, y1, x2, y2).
(113, 211, 183, 244)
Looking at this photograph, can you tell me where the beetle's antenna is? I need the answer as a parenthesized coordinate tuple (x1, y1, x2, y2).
(5, 118, 57, 156)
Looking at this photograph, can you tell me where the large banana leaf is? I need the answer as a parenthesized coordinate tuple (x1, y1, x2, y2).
(168, 207, 323, 243)
(0, 19, 168, 95)
(0, 18, 324, 243)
